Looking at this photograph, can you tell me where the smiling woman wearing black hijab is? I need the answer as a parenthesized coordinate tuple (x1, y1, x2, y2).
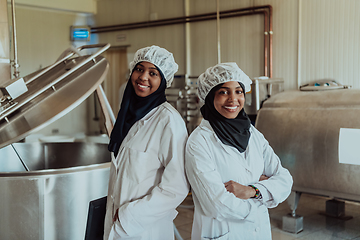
(185, 62, 293, 240)
(104, 46, 189, 240)
(108, 62, 167, 158)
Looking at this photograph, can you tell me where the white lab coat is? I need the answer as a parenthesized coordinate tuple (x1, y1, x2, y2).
(185, 119, 293, 240)
(104, 102, 189, 240)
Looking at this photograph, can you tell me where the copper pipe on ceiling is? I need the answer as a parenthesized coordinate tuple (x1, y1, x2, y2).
(91, 5, 273, 77)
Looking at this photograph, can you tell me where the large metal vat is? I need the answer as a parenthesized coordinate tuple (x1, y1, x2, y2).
(256, 89, 360, 201)
(0, 44, 113, 239)
(0, 142, 110, 240)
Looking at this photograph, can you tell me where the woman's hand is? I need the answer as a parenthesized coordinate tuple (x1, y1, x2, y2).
(224, 180, 256, 199)
(259, 175, 269, 181)
(113, 208, 119, 222)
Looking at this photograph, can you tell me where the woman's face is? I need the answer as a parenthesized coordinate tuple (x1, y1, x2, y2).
(213, 81, 245, 119)
(131, 62, 162, 97)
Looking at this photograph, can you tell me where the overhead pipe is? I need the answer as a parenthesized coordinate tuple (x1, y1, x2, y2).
(91, 5, 273, 77)
(216, 0, 221, 64)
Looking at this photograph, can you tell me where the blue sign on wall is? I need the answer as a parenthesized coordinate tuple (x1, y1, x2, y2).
(71, 26, 90, 41)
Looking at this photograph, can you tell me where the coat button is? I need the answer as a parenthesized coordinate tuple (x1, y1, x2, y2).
(255, 227, 260, 232)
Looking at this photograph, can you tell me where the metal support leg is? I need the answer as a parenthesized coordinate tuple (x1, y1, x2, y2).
(282, 191, 303, 233)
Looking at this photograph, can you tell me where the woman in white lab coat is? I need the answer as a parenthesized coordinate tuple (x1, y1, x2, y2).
(185, 62, 293, 240)
(104, 46, 189, 240)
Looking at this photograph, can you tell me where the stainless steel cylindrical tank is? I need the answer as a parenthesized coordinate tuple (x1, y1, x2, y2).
(0, 44, 112, 239)
(0, 142, 110, 240)
(255, 89, 360, 201)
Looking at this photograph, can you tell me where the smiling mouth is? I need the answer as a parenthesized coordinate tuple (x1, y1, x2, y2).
(223, 106, 239, 113)
(137, 83, 149, 89)
(224, 106, 238, 111)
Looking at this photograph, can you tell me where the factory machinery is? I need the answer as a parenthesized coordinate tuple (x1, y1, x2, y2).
(0, 44, 113, 240)
(256, 81, 360, 233)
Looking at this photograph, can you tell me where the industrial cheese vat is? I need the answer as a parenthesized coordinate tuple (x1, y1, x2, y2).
(0, 44, 112, 239)
(256, 89, 360, 202)
(0, 142, 110, 240)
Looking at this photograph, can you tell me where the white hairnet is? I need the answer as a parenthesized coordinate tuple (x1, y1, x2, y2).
(129, 45, 178, 88)
(197, 62, 252, 102)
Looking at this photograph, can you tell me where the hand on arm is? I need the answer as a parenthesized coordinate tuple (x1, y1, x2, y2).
(259, 175, 269, 181)
(113, 208, 119, 222)
(224, 180, 256, 199)
(224, 175, 269, 200)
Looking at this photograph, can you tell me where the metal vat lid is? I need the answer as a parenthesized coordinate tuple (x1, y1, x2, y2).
(261, 89, 360, 109)
(300, 79, 351, 91)
(0, 44, 110, 149)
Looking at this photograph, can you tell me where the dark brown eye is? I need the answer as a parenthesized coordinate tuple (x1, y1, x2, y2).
(150, 71, 158, 76)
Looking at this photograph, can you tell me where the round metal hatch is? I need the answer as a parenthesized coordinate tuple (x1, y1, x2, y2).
(0, 44, 110, 149)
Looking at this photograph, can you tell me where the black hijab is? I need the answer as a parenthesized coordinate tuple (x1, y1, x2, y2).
(108, 64, 167, 157)
(200, 82, 251, 153)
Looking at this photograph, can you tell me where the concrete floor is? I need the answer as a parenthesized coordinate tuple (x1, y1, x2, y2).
(174, 193, 360, 240)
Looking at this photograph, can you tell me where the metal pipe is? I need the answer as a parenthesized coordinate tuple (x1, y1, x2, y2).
(11, 144, 29, 171)
(297, 0, 302, 89)
(95, 85, 115, 136)
(264, 11, 268, 77)
(184, 0, 191, 87)
(91, 5, 274, 33)
(1, 44, 110, 121)
(91, 5, 273, 77)
(268, 5, 273, 78)
(10, 0, 20, 78)
(25, 43, 110, 85)
(216, 0, 221, 64)
(91, 7, 272, 33)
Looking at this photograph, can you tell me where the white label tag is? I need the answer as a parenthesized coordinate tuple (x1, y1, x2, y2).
(339, 128, 360, 165)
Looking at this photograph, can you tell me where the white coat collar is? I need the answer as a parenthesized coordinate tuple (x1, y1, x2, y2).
(136, 102, 168, 125)
(120, 103, 166, 149)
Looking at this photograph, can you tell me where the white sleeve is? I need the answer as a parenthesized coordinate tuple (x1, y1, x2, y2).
(116, 116, 189, 236)
(253, 132, 293, 208)
(185, 136, 260, 223)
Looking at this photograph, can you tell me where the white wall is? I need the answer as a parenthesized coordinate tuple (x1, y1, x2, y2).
(12, 5, 94, 76)
(7, 0, 96, 14)
(94, 0, 360, 91)
(298, 0, 360, 89)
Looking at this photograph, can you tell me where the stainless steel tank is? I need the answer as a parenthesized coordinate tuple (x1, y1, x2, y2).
(0, 44, 112, 239)
(0, 142, 110, 240)
(255, 89, 360, 201)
